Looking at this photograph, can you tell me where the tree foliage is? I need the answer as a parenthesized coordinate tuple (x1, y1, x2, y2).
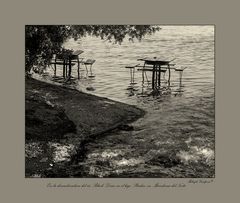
(25, 25, 160, 73)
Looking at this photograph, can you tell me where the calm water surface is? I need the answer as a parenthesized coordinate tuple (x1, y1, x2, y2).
(33, 26, 215, 177)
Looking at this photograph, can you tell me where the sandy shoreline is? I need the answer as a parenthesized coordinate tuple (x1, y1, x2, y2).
(25, 77, 144, 177)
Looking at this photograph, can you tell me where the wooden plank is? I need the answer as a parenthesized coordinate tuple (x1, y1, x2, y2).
(125, 66, 136, 69)
(138, 57, 170, 65)
(125, 63, 140, 69)
(175, 67, 187, 71)
(72, 58, 84, 63)
(137, 68, 167, 72)
(50, 62, 76, 66)
(72, 50, 84, 56)
(135, 64, 175, 68)
(83, 59, 96, 65)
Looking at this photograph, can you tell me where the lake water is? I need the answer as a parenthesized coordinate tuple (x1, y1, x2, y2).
(34, 26, 215, 177)
(63, 25, 214, 103)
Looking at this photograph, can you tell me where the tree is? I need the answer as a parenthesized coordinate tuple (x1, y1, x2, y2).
(25, 25, 160, 73)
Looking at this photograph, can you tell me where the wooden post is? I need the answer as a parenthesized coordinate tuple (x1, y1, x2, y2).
(54, 58, 56, 76)
(85, 64, 88, 73)
(179, 70, 183, 87)
(155, 66, 158, 88)
(68, 57, 72, 78)
(133, 67, 135, 83)
(63, 60, 65, 78)
(65, 60, 68, 77)
(159, 65, 162, 87)
(90, 64, 93, 76)
(152, 64, 155, 89)
(168, 64, 171, 85)
(129, 68, 132, 84)
(77, 58, 80, 79)
(144, 70, 148, 83)
(142, 62, 146, 83)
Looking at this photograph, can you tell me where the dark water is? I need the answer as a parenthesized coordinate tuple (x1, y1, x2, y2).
(29, 26, 215, 177)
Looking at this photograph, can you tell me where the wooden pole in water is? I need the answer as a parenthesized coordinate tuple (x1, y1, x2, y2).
(179, 70, 183, 87)
(130, 68, 132, 84)
(77, 58, 80, 79)
(155, 66, 158, 88)
(65, 60, 68, 77)
(63, 60, 65, 78)
(90, 64, 93, 76)
(158, 64, 161, 87)
(168, 64, 171, 86)
(54, 58, 56, 76)
(68, 57, 72, 78)
(152, 64, 155, 89)
(160, 65, 161, 87)
(142, 62, 146, 83)
(133, 67, 135, 83)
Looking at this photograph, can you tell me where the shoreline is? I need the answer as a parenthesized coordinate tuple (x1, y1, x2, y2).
(25, 77, 145, 177)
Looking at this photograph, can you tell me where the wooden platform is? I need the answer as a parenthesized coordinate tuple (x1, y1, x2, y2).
(50, 61, 76, 66)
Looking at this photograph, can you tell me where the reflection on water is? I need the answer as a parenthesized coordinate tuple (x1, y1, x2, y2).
(62, 25, 214, 103)
(30, 26, 215, 177)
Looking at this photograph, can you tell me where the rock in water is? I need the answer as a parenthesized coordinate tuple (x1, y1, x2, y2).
(86, 87, 95, 91)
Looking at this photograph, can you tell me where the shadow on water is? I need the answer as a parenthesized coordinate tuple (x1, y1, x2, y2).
(125, 72, 184, 98)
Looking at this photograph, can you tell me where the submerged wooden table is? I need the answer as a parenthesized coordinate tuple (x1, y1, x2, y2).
(137, 57, 175, 89)
(51, 49, 84, 79)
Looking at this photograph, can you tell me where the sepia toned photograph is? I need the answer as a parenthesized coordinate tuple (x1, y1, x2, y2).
(25, 25, 215, 178)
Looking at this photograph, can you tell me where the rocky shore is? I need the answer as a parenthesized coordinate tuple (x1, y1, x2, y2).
(25, 78, 144, 177)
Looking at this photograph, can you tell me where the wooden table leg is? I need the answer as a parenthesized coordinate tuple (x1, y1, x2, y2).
(152, 64, 155, 89)
(68, 58, 72, 77)
(133, 67, 135, 83)
(54, 58, 56, 76)
(158, 65, 161, 87)
(63, 60, 65, 78)
(130, 68, 133, 84)
(65, 61, 68, 77)
(90, 64, 93, 76)
(77, 58, 80, 79)
(142, 62, 146, 83)
(179, 70, 183, 87)
(168, 64, 171, 85)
